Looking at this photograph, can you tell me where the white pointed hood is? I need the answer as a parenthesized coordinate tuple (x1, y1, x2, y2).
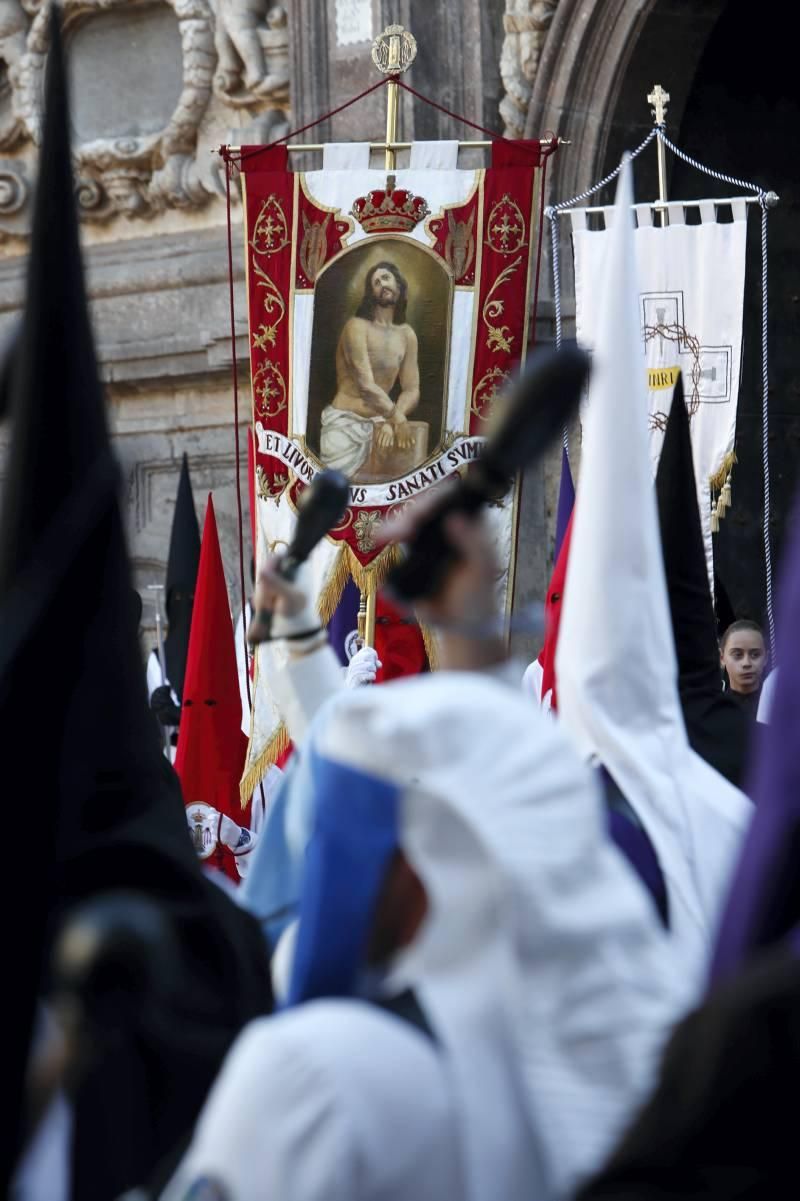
(312, 670, 688, 1199)
(555, 157, 751, 983)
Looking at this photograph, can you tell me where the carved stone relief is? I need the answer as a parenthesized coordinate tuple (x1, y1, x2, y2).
(499, 0, 559, 139)
(0, 0, 32, 150)
(0, 0, 290, 229)
(211, 0, 288, 106)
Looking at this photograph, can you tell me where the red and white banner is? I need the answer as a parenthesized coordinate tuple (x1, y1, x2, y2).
(239, 141, 549, 792)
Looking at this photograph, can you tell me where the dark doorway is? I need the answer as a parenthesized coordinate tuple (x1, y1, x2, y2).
(602, 0, 798, 643)
(669, 0, 798, 642)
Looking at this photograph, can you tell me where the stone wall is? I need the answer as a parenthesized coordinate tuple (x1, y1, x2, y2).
(0, 0, 289, 650)
(0, 0, 584, 663)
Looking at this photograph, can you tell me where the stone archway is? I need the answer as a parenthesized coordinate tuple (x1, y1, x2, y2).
(525, 0, 728, 206)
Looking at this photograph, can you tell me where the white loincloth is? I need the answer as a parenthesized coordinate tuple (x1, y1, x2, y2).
(320, 407, 379, 476)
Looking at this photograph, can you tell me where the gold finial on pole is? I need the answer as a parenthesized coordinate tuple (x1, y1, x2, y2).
(372, 24, 417, 171)
(647, 83, 670, 228)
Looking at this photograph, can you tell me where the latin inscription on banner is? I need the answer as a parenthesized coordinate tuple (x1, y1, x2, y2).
(255, 428, 486, 507)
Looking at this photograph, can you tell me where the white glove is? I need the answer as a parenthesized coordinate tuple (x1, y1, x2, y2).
(345, 646, 382, 688)
(219, 813, 254, 854)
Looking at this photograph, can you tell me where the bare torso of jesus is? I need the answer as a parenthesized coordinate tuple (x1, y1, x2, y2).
(333, 316, 419, 419)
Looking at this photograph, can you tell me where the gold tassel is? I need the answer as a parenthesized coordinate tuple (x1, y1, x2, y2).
(711, 505, 720, 534)
(240, 722, 290, 806)
(721, 478, 732, 509)
(708, 450, 737, 495)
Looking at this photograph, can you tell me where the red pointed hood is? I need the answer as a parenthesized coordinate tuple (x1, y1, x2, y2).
(375, 592, 428, 683)
(175, 495, 248, 877)
(538, 510, 574, 710)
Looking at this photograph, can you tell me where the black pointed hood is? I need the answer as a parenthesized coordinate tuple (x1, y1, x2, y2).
(656, 374, 751, 787)
(164, 452, 200, 699)
(0, 15, 270, 1192)
(0, 3, 184, 871)
(656, 373, 720, 691)
(0, 9, 133, 1184)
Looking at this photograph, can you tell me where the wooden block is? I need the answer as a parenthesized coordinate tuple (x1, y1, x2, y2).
(355, 421, 430, 484)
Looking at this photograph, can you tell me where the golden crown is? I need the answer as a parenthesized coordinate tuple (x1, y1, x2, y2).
(350, 175, 430, 234)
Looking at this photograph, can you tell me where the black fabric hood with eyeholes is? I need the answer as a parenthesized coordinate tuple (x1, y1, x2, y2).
(656, 374, 752, 788)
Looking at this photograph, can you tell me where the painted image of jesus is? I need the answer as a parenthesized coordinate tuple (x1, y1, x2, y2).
(306, 237, 452, 485)
(320, 261, 421, 477)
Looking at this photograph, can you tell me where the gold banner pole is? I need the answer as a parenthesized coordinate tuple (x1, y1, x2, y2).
(353, 25, 419, 648)
(647, 84, 670, 228)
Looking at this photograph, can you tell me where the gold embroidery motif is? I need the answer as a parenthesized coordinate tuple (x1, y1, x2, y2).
(353, 510, 382, 553)
(471, 366, 510, 422)
(486, 194, 527, 255)
(250, 195, 290, 255)
(252, 259, 286, 330)
(252, 323, 278, 351)
(253, 359, 287, 419)
(256, 465, 289, 501)
(482, 255, 523, 353)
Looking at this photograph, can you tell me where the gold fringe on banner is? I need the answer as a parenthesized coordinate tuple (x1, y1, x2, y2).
(345, 542, 403, 593)
(240, 722, 290, 807)
(316, 545, 351, 626)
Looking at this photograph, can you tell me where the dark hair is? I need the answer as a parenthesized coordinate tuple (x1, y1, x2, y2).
(355, 261, 408, 324)
(720, 618, 764, 652)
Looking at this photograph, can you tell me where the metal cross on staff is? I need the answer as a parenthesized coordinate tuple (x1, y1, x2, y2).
(648, 83, 670, 227)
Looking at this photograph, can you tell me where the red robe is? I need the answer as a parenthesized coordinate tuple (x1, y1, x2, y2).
(175, 495, 249, 882)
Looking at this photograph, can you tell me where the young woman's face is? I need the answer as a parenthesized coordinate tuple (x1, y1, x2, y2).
(720, 630, 766, 694)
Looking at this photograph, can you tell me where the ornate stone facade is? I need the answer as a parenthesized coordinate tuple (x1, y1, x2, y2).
(0, 0, 290, 235)
(499, 0, 558, 140)
(0, 0, 291, 647)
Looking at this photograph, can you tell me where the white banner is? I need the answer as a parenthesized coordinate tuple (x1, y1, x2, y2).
(571, 200, 748, 576)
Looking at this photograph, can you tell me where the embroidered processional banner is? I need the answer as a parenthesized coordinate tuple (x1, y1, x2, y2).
(571, 199, 748, 580)
(239, 141, 549, 793)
